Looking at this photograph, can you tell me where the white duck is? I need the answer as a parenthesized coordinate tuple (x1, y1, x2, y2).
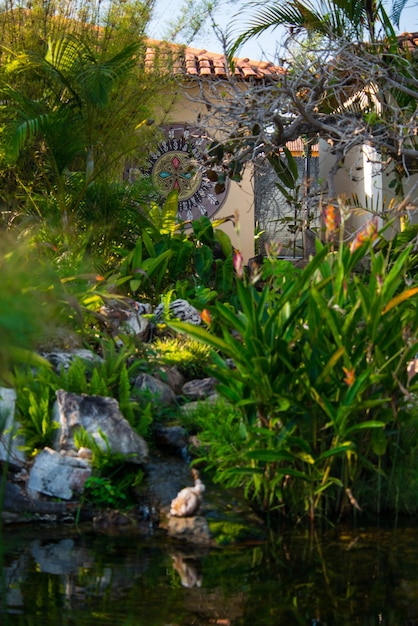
(170, 469, 205, 517)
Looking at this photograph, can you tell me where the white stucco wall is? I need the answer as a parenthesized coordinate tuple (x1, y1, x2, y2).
(318, 140, 418, 237)
(402, 174, 418, 226)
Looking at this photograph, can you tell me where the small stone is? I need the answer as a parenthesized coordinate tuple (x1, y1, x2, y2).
(41, 349, 103, 373)
(133, 373, 176, 405)
(154, 366, 185, 395)
(154, 299, 202, 325)
(77, 447, 93, 459)
(167, 515, 213, 546)
(182, 378, 217, 400)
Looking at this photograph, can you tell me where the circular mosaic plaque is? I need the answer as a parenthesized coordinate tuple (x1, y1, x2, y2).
(147, 126, 229, 220)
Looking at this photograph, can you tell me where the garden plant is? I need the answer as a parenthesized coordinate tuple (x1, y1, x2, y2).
(171, 214, 418, 523)
(1, 0, 418, 528)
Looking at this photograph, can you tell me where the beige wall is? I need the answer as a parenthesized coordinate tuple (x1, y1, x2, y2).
(153, 80, 418, 258)
(158, 82, 256, 261)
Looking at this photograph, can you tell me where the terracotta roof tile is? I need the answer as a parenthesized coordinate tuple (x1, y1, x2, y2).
(398, 31, 418, 50)
(286, 139, 319, 156)
(144, 39, 284, 79)
(144, 32, 418, 79)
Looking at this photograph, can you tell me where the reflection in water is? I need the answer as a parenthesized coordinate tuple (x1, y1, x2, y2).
(171, 553, 203, 588)
(2, 523, 418, 625)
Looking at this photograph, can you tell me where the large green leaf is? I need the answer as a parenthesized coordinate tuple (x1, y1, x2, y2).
(160, 191, 179, 235)
(345, 420, 386, 435)
(214, 229, 233, 258)
(246, 449, 296, 463)
(169, 320, 232, 354)
(316, 442, 354, 462)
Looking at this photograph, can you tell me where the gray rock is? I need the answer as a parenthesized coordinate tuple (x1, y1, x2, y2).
(42, 349, 104, 373)
(182, 377, 217, 400)
(154, 299, 202, 325)
(0, 387, 26, 469)
(99, 300, 151, 341)
(167, 515, 214, 546)
(154, 366, 185, 395)
(154, 426, 188, 454)
(27, 447, 91, 500)
(116, 311, 150, 341)
(52, 390, 148, 463)
(134, 302, 153, 315)
(133, 373, 176, 405)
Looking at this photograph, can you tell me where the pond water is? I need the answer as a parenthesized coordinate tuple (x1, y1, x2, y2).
(2, 520, 418, 626)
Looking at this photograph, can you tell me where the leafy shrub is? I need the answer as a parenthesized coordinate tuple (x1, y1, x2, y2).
(151, 336, 212, 380)
(170, 230, 418, 523)
(14, 379, 59, 453)
(114, 197, 236, 305)
(179, 397, 245, 466)
(74, 427, 143, 510)
(81, 476, 129, 509)
(0, 235, 62, 386)
(14, 340, 150, 451)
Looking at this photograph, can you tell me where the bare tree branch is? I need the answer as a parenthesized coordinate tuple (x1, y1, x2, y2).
(184, 34, 418, 212)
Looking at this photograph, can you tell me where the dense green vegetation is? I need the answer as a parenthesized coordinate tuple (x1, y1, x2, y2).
(173, 227, 418, 523)
(0, 0, 417, 526)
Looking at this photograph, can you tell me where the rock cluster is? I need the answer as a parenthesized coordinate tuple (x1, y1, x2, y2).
(1, 386, 150, 502)
(0, 297, 264, 546)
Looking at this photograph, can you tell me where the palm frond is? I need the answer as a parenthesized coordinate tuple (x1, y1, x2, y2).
(229, 0, 400, 58)
(228, 3, 314, 58)
(45, 35, 82, 74)
(11, 114, 50, 160)
(390, 0, 411, 26)
(80, 41, 139, 107)
(228, 0, 360, 58)
(0, 86, 49, 161)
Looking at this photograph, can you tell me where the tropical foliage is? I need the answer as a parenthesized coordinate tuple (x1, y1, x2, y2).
(229, 0, 398, 55)
(0, 0, 169, 273)
(0, 234, 64, 385)
(193, 0, 417, 225)
(0, 0, 418, 528)
(171, 220, 418, 522)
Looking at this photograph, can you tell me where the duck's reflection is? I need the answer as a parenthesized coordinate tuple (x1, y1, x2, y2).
(171, 553, 203, 588)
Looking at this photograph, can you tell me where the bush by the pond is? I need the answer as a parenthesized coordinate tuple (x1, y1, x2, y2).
(2, 195, 418, 527)
(172, 227, 418, 524)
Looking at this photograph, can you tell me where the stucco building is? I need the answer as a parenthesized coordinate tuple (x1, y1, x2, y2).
(135, 35, 418, 260)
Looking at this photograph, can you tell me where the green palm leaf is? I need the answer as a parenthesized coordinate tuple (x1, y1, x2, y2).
(391, 0, 411, 26)
(230, 0, 404, 58)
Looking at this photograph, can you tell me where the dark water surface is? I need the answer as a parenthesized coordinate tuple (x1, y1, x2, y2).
(2, 521, 418, 625)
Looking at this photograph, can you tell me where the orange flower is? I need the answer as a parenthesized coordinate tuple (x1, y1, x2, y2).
(200, 309, 212, 325)
(324, 204, 337, 238)
(349, 219, 378, 253)
(342, 367, 356, 386)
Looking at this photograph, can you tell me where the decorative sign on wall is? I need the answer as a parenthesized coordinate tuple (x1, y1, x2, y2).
(146, 125, 229, 220)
